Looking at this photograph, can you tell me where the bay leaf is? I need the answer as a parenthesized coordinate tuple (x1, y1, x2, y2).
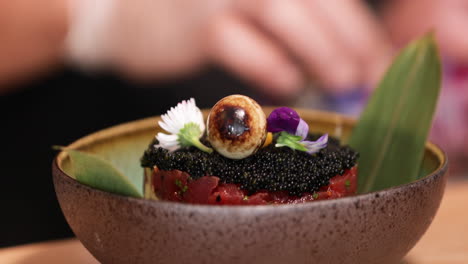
(349, 33, 442, 193)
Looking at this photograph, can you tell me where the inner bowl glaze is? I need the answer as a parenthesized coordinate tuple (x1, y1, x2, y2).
(53, 109, 448, 264)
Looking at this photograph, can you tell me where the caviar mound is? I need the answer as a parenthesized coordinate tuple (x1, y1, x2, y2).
(141, 134, 359, 197)
(151, 166, 357, 205)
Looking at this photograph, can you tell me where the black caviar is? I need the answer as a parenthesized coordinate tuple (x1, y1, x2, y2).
(141, 134, 359, 196)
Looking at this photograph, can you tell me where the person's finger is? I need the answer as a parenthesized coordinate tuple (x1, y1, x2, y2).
(312, 0, 392, 88)
(236, 0, 360, 92)
(204, 12, 304, 99)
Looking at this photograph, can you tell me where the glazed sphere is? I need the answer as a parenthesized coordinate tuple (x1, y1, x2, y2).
(207, 95, 267, 159)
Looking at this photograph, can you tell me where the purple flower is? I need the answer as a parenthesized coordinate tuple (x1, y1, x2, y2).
(267, 107, 309, 139)
(302, 134, 328, 154)
(296, 119, 309, 140)
(275, 132, 328, 154)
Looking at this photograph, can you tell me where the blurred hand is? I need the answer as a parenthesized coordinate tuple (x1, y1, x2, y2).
(0, 0, 67, 92)
(70, 0, 392, 98)
(383, 0, 468, 63)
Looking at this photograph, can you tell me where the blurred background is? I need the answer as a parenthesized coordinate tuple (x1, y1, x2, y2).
(1, 0, 467, 247)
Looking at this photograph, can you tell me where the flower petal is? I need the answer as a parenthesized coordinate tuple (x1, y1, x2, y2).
(156, 133, 179, 147)
(267, 107, 301, 134)
(302, 134, 328, 154)
(296, 119, 309, 140)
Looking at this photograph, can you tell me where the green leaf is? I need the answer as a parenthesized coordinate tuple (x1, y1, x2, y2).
(64, 148, 143, 198)
(276, 131, 308, 152)
(349, 33, 441, 193)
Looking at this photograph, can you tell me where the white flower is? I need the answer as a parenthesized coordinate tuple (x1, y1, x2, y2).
(156, 98, 212, 153)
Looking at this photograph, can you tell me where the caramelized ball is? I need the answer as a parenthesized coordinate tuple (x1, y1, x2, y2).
(207, 95, 267, 159)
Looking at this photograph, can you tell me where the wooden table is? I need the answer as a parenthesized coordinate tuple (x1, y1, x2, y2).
(1, 181, 467, 264)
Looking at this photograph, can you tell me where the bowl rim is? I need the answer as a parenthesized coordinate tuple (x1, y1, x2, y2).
(53, 109, 448, 211)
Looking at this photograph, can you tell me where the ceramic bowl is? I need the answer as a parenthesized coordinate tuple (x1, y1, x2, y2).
(53, 109, 448, 264)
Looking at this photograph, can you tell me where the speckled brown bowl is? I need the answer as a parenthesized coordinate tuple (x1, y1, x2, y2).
(53, 109, 448, 264)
